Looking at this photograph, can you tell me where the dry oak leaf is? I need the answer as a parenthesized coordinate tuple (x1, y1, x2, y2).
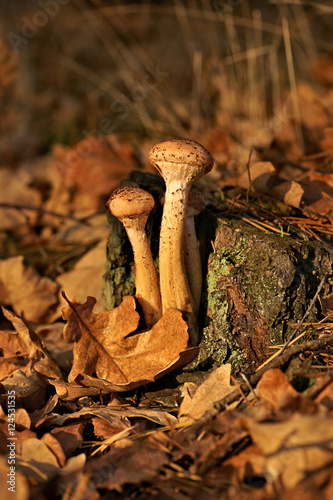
(0, 255, 59, 323)
(62, 295, 190, 390)
(178, 364, 234, 422)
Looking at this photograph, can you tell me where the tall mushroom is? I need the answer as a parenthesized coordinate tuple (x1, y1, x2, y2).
(148, 139, 213, 345)
(184, 187, 205, 314)
(107, 186, 162, 328)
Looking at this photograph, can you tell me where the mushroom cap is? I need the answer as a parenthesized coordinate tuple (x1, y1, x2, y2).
(148, 139, 214, 185)
(107, 186, 155, 220)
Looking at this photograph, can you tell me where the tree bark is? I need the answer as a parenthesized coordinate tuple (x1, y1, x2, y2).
(196, 218, 333, 373)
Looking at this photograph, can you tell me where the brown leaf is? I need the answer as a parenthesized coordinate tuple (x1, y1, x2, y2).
(0, 256, 59, 324)
(54, 238, 107, 319)
(0, 370, 47, 412)
(257, 369, 299, 410)
(242, 413, 333, 488)
(89, 444, 168, 491)
(236, 161, 275, 191)
(0, 167, 41, 230)
(236, 161, 333, 221)
(0, 455, 29, 500)
(50, 423, 85, 458)
(35, 322, 73, 374)
(178, 364, 234, 421)
(51, 135, 134, 211)
(62, 295, 191, 390)
(62, 295, 140, 383)
(17, 438, 60, 484)
(2, 307, 64, 380)
(41, 433, 67, 467)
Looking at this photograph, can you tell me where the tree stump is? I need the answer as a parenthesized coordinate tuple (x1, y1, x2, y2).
(196, 218, 333, 373)
(103, 172, 333, 373)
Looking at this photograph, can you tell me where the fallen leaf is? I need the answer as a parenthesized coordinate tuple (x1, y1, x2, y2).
(90, 444, 168, 491)
(236, 161, 276, 191)
(0, 370, 47, 412)
(54, 238, 107, 318)
(0, 256, 59, 323)
(35, 322, 73, 373)
(2, 307, 64, 380)
(17, 438, 60, 483)
(236, 161, 333, 221)
(41, 433, 67, 467)
(52, 213, 109, 246)
(0, 167, 41, 230)
(242, 413, 333, 488)
(51, 136, 135, 212)
(178, 364, 234, 421)
(50, 423, 85, 458)
(257, 369, 299, 410)
(62, 295, 191, 390)
(0, 455, 29, 500)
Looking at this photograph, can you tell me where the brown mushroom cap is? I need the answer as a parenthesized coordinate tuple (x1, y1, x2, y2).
(107, 186, 155, 220)
(148, 139, 214, 184)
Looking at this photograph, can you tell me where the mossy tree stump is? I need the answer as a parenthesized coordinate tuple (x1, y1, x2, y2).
(197, 219, 333, 373)
(103, 172, 333, 374)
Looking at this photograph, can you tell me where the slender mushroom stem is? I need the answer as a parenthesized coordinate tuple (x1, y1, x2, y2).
(107, 187, 162, 328)
(184, 188, 205, 314)
(160, 187, 205, 315)
(149, 139, 213, 345)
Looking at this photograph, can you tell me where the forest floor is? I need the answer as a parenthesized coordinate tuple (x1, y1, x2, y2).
(1, 1, 333, 499)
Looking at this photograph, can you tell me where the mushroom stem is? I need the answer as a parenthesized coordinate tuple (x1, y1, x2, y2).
(124, 219, 161, 327)
(159, 181, 194, 317)
(149, 139, 213, 346)
(107, 187, 162, 328)
(184, 188, 205, 313)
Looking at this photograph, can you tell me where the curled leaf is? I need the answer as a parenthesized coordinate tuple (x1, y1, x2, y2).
(62, 295, 194, 391)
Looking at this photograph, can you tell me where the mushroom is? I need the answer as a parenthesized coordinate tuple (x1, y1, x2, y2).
(148, 139, 213, 345)
(160, 187, 206, 315)
(107, 186, 162, 328)
(184, 187, 206, 314)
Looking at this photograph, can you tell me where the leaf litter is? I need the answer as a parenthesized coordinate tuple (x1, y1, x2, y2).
(2, 14, 333, 500)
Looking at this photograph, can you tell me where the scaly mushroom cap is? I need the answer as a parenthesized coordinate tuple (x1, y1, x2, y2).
(148, 139, 214, 185)
(107, 186, 155, 220)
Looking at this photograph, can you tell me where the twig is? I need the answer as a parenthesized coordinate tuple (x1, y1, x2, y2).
(189, 334, 333, 431)
(303, 368, 333, 399)
(0, 202, 104, 225)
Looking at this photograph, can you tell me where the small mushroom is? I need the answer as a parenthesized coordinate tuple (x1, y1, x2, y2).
(107, 186, 162, 328)
(184, 187, 206, 314)
(148, 139, 213, 345)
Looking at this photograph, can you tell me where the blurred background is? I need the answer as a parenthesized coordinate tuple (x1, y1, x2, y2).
(1, 0, 333, 165)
